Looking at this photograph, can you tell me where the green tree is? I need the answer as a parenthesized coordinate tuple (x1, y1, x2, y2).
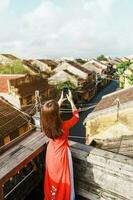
(56, 81, 77, 107)
(97, 54, 108, 61)
(115, 61, 132, 88)
(127, 74, 133, 85)
(115, 61, 131, 76)
(57, 80, 76, 91)
(75, 58, 87, 64)
(0, 59, 28, 74)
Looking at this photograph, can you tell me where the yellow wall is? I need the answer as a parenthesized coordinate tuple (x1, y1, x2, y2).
(22, 98, 27, 105)
(86, 106, 133, 144)
(4, 135, 10, 144)
(19, 124, 29, 136)
(32, 95, 35, 102)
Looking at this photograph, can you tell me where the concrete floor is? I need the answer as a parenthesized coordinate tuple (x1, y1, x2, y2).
(26, 185, 87, 200)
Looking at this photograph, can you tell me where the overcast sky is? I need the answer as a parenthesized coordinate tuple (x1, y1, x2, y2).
(0, 0, 133, 59)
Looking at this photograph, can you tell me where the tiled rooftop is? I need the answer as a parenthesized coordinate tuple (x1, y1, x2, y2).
(0, 97, 29, 136)
(1, 54, 18, 60)
(38, 59, 58, 70)
(67, 61, 92, 75)
(23, 59, 39, 73)
(94, 87, 133, 112)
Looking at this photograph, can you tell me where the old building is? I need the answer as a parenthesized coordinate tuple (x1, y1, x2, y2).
(8, 74, 55, 107)
(22, 59, 49, 78)
(48, 70, 78, 86)
(22, 60, 38, 75)
(83, 59, 115, 87)
(0, 75, 25, 93)
(84, 87, 133, 157)
(52, 60, 96, 101)
(32, 59, 58, 73)
(0, 97, 33, 146)
(83, 61, 107, 75)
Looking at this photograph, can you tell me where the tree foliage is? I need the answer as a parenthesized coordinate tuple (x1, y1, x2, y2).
(115, 61, 131, 76)
(56, 80, 76, 91)
(114, 61, 133, 88)
(128, 74, 133, 85)
(97, 54, 108, 61)
(0, 59, 28, 74)
(75, 58, 87, 64)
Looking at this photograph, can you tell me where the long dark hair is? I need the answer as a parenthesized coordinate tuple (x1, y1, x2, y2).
(41, 100, 62, 139)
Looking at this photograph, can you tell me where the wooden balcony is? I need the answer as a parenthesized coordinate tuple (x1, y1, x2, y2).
(0, 131, 133, 200)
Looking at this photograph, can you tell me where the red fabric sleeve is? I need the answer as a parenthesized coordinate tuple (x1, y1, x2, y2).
(63, 110, 79, 129)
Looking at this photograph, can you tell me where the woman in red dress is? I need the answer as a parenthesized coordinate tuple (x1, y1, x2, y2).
(41, 90, 79, 200)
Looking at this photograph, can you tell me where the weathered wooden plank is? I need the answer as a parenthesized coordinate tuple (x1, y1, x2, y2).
(93, 135, 133, 157)
(0, 128, 36, 155)
(0, 132, 44, 167)
(70, 141, 133, 200)
(0, 132, 48, 184)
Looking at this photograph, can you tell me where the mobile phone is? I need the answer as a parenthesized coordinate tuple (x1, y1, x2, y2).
(63, 88, 68, 96)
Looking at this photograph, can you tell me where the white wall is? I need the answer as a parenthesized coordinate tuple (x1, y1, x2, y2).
(54, 62, 88, 79)
(83, 62, 102, 74)
(48, 70, 78, 86)
(32, 60, 49, 72)
(0, 55, 10, 64)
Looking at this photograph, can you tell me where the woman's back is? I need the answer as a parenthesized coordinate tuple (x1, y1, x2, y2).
(45, 110, 79, 200)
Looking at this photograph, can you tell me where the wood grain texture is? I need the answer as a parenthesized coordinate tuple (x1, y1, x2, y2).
(70, 141, 133, 200)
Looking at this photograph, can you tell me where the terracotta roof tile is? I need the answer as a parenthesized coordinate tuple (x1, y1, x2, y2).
(94, 87, 133, 112)
(67, 61, 92, 75)
(23, 60, 39, 73)
(38, 59, 58, 70)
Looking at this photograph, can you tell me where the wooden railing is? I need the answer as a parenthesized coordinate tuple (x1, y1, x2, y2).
(70, 141, 133, 200)
(0, 131, 48, 200)
(0, 131, 133, 200)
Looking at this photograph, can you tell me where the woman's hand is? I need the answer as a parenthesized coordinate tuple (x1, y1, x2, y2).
(58, 91, 66, 107)
(66, 89, 73, 103)
(66, 90, 77, 111)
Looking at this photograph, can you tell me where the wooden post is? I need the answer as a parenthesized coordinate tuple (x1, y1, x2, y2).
(35, 90, 41, 112)
(113, 98, 120, 121)
(0, 184, 4, 200)
(116, 98, 120, 121)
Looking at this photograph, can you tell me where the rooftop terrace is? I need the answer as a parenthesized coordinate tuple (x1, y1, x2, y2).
(0, 130, 133, 200)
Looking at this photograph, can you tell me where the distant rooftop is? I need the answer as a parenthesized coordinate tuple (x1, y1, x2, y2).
(67, 61, 92, 75)
(38, 59, 58, 70)
(1, 54, 19, 60)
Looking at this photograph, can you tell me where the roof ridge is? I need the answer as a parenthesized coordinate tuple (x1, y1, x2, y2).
(102, 87, 133, 99)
